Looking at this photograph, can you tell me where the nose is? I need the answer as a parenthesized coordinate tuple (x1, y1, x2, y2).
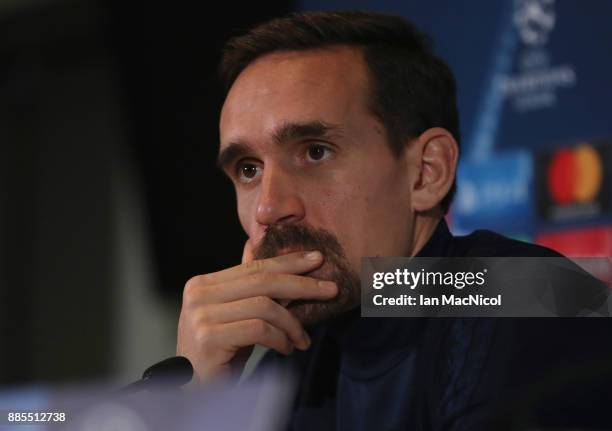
(255, 163, 305, 227)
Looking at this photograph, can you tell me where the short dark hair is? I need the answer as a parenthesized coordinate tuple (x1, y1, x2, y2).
(219, 11, 460, 213)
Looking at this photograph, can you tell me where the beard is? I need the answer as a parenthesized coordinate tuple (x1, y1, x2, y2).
(253, 223, 360, 326)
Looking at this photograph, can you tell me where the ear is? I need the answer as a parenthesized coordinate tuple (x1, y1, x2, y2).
(409, 127, 458, 213)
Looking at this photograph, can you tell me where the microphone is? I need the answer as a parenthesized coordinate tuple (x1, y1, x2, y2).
(118, 356, 193, 393)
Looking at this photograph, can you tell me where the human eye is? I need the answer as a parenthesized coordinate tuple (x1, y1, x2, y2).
(235, 160, 262, 184)
(304, 143, 334, 163)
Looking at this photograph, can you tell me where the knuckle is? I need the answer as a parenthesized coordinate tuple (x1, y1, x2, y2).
(244, 259, 263, 272)
(184, 275, 200, 291)
(183, 275, 213, 305)
(194, 325, 215, 346)
(253, 295, 274, 312)
(311, 278, 326, 292)
(289, 278, 309, 296)
(182, 285, 196, 307)
(251, 271, 273, 285)
(195, 307, 213, 325)
(250, 319, 269, 337)
(184, 275, 201, 295)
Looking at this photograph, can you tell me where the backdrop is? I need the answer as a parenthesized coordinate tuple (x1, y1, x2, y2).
(301, 0, 612, 256)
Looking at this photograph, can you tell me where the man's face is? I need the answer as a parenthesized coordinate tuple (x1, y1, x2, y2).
(219, 46, 417, 325)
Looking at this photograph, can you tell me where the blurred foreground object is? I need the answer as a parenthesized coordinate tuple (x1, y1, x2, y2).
(0, 368, 294, 431)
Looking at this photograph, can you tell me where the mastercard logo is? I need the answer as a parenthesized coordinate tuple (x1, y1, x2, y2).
(547, 144, 603, 205)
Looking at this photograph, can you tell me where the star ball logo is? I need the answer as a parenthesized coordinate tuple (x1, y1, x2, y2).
(537, 141, 611, 222)
(513, 0, 556, 47)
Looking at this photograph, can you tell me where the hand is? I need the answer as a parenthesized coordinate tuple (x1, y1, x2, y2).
(176, 240, 338, 383)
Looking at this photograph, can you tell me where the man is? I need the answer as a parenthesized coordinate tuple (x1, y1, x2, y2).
(176, 11, 612, 430)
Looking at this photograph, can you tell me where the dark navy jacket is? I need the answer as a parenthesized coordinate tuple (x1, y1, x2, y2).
(260, 220, 612, 430)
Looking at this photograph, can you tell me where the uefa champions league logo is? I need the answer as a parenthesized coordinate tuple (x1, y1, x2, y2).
(496, 0, 575, 112)
(513, 0, 556, 46)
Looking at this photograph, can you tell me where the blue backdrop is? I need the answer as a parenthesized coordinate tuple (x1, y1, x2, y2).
(299, 0, 612, 255)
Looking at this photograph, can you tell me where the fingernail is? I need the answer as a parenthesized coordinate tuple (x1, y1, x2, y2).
(305, 251, 322, 261)
(303, 331, 311, 347)
(318, 280, 337, 292)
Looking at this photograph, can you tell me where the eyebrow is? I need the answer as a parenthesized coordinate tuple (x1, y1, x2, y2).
(217, 120, 343, 172)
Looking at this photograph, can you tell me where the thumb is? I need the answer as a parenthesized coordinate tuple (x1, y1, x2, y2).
(242, 238, 254, 264)
(236, 238, 258, 375)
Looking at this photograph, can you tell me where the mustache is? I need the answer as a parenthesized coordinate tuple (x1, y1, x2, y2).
(253, 223, 346, 262)
(253, 223, 360, 326)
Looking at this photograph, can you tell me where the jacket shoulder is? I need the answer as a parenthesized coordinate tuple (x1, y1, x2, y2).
(452, 228, 563, 257)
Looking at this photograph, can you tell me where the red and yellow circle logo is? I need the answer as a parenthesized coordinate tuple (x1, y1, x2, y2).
(547, 144, 603, 205)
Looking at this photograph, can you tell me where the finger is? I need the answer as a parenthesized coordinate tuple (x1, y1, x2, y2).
(204, 273, 338, 304)
(211, 319, 294, 356)
(239, 239, 292, 307)
(242, 239, 254, 264)
(196, 250, 325, 285)
(200, 296, 310, 350)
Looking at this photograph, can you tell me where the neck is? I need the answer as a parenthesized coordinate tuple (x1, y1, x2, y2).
(409, 210, 443, 256)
